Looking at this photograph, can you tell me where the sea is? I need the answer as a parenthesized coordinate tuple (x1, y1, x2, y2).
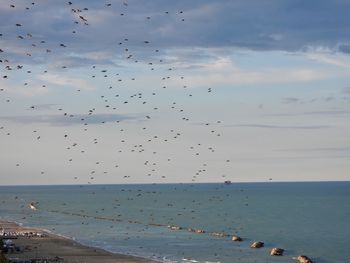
(0, 182, 349, 263)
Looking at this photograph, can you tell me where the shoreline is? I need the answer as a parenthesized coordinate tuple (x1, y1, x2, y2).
(0, 220, 161, 263)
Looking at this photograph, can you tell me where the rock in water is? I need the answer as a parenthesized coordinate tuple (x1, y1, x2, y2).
(270, 247, 284, 256)
(250, 241, 264, 248)
(296, 255, 314, 263)
(29, 202, 37, 210)
(232, 235, 242, 241)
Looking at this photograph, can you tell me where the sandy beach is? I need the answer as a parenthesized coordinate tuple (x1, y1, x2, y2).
(0, 220, 158, 263)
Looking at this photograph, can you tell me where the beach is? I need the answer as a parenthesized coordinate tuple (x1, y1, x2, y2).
(0, 220, 158, 263)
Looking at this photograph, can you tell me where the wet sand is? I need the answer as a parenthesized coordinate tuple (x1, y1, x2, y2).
(0, 220, 159, 263)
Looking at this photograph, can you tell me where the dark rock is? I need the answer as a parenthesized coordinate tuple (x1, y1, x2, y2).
(296, 255, 314, 263)
(270, 247, 284, 256)
(232, 235, 242, 241)
(250, 241, 264, 248)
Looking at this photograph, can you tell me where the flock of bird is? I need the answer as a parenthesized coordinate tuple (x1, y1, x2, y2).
(0, 0, 231, 185)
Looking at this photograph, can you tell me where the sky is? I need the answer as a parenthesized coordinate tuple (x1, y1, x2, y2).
(0, 0, 350, 185)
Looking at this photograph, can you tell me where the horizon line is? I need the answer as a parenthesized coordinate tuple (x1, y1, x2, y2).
(1, 180, 349, 187)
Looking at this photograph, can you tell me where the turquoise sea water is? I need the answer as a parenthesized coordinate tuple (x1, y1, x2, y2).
(0, 182, 350, 263)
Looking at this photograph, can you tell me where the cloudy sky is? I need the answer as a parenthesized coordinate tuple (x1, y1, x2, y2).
(1, 0, 350, 185)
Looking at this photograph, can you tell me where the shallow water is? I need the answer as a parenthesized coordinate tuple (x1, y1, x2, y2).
(1, 182, 350, 263)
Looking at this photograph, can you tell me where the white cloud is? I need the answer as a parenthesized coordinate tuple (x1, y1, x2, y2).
(38, 73, 95, 90)
(184, 3, 219, 17)
(269, 34, 284, 41)
(0, 40, 34, 56)
(82, 9, 115, 26)
(180, 57, 329, 88)
(307, 53, 350, 70)
(1, 82, 50, 97)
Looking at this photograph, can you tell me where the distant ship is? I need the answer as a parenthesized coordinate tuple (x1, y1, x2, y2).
(224, 180, 232, 185)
